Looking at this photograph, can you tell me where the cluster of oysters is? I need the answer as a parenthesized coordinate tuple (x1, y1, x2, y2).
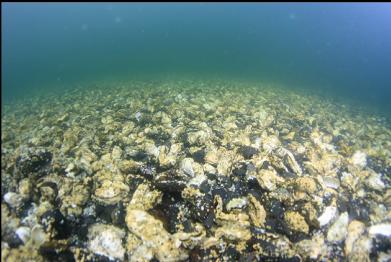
(1, 79, 390, 261)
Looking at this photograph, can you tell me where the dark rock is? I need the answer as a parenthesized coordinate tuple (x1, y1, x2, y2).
(322, 193, 334, 207)
(15, 200, 34, 219)
(39, 245, 74, 262)
(326, 243, 344, 261)
(36, 181, 59, 203)
(230, 179, 249, 198)
(146, 130, 171, 146)
(3, 232, 24, 248)
(15, 147, 52, 179)
(232, 162, 247, 178)
(266, 200, 285, 220)
(130, 151, 148, 162)
(41, 209, 70, 239)
(220, 246, 240, 261)
(189, 193, 214, 224)
(259, 160, 270, 169)
(371, 235, 391, 260)
(73, 216, 96, 244)
(139, 164, 156, 179)
(238, 146, 258, 160)
(95, 203, 116, 223)
(348, 198, 370, 222)
(199, 180, 211, 194)
(182, 219, 193, 233)
(154, 170, 188, 193)
(111, 202, 126, 227)
(337, 194, 350, 213)
(211, 174, 249, 209)
(264, 217, 286, 235)
(367, 157, 391, 176)
(206, 172, 219, 181)
(212, 187, 230, 204)
(202, 210, 216, 229)
(128, 175, 147, 193)
(238, 252, 257, 262)
(192, 149, 206, 164)
(331, 135, 344, 145)
(189, 247, 212, 261)
(279, 171, 297, 179)
(151, 192, 185, 234)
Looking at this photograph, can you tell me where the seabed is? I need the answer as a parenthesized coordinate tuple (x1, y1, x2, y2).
(1, 79, 390, 261)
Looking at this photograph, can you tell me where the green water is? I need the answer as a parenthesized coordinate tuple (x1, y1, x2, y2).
(2, 3, 391, 115)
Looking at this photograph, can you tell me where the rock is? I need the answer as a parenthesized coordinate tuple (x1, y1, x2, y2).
(41, 209, 70, 239)
(182, 187, 214, 225)
(188, 174, 208, 187)
(203, 163, 216, 174)
(31, 225, 47, 247)
(129, 183, 162, 210)
(135, 112, 142, 122)
(15, 147, 52, 178)
(302, 202, 319, 228)
(192, 149, 206, 163)
(154, 169, 188, 193)
(255, 168, 284, 191)
(158, 146, 176, 169)
(226, 197, 248, 211)
(238, 146, 258, 159)
(368, 223, 391, 237)
(3, 192, 23, 209)
(232, 132, 251, 147)
(126, 209, 188, 261)
(180, 158, 195, 177)
(284, 211, 309, 234)
(88, 223, 126, 261)
(118, 159, 141, 173)
(248, 195, 266, 227)
(351, 151, 367, 168)
(111, 146, 123, 161)
(121, 122, 135, 135)
(340, 171, 359, 191)
(365, 173, 385, 191)
(322, 176, 340, 189)
(18, 178, 32, 199)
(318, 206, 338, 227)
(262, 135, 281, 153)
(378, 252, 391, 262)
(160, 112, 172, 126)
(294, 177, 317, 194)
(56, 113, 69, 123)
(94, 180, 129, 205)
(345, 220, 365, 256)
(327, 212, 349, 242)
(187, 130, 209, 146)
(15, 227, 31, 243)
(217, 156, 232, 176)
(37, 181, 59, 203)
(281, 148, 303, 175)
(296, 233, 327, 260)
(144, 142, 160, 158)
(205, 149, 219, 166)
(214, 223, 252, 242)
(347, 236, 372, 261)
(60, 183, 90, 217)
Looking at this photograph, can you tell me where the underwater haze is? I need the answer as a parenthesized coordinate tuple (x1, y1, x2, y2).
(2, 3, 391, 262)
(2, 3, 391, 113)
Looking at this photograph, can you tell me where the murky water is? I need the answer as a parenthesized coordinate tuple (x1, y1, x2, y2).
(2, 3, 391, 261)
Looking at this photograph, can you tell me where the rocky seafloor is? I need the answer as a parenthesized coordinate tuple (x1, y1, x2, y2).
(1, 79, 391, 262)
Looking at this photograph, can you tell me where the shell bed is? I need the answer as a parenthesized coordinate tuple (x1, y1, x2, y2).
(1, 79, 390, 261)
